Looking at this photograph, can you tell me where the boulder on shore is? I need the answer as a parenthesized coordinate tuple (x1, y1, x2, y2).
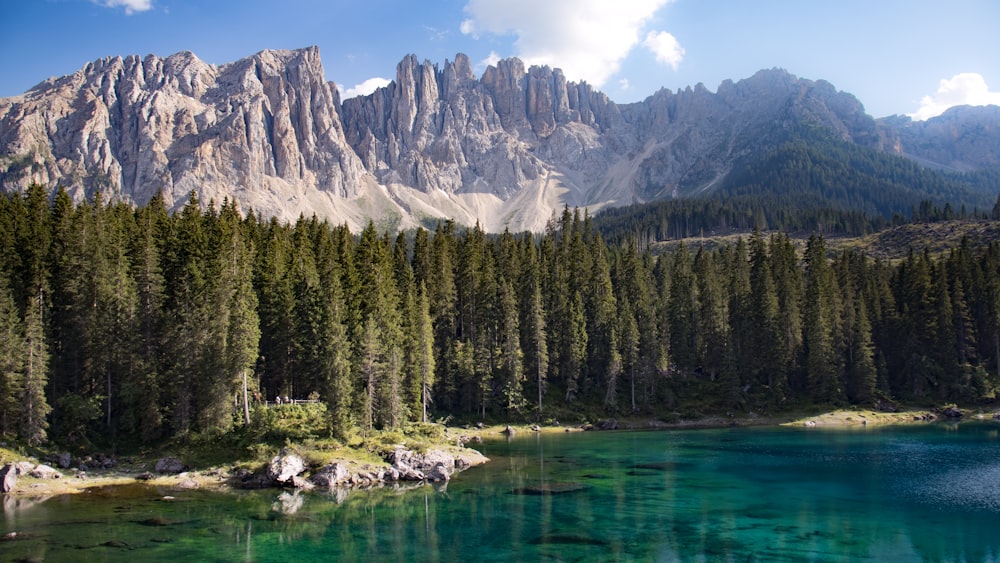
(14, 461, 35, 476)
(942, 407, 964, 418)
(155, 457, 186, 474)
(1, 464, 17, 492)
(422, 450, 455, 482)
(29, 464, 62, 479)
(310, 463, 350, 488)
(267, 448, 306, 485)
(389, 447, 459, 481)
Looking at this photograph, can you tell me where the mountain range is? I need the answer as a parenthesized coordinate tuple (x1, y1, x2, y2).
(1, 46, 997, 232)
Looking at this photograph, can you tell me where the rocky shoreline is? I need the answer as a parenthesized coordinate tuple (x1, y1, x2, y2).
(0, 442, 489, 498)
(4, 408, 999, 497)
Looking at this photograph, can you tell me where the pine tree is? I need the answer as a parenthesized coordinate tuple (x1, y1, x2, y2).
(0, 275, 24, 437)
(693, 248, 727, 382)
(22, 294, 51, 446)
(519, 236, 548, 419)
(747, 229, 783, 398)
(357, 317, 382, 432)
(125, 197, 167, 441)
(844, 293, 877, 405)
(314, 226, 354, 437)
(667, 243, 697, 372)
(584, 233, 620, 403)
(217, 201, 260, 427)
(803, 234, 843, 404)
(161, 193, 210, 434)
(354, 222, 405, 427)
(415, 282, 436, 423)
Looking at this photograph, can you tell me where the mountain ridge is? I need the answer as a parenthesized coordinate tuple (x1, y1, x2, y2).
(1, 46, 997, 232)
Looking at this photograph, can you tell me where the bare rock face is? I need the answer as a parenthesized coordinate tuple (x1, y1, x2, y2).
(877, 105, 1000, 171)
(0, 47, 369, 225)
(4, 47, 990, 233)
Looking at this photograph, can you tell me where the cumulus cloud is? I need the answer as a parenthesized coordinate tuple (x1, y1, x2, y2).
(910, 73, 1000, 121)
(479, 51, 502, 70)
(96, 0, 153, 14)
(643, 31, 684, 70)
(340, 77, 392, 100)
(460, 0, 677, 87)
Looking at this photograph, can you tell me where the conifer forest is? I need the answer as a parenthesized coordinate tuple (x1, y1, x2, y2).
(1, 184, 999, 449)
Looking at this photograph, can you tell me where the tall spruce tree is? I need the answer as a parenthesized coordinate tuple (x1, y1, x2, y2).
(0, 275, 24, 437)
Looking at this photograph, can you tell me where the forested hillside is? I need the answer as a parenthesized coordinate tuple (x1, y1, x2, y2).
(593, 129, 1000, 246)
(1, 185, 999, 450)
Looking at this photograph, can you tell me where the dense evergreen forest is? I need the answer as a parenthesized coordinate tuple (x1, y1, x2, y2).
(1, 184, 1000, 450)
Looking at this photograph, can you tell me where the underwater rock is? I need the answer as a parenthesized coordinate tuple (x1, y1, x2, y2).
(176, 478, 199, 490)
(528, 534, 609, 546)
(511, 482, 589, 495)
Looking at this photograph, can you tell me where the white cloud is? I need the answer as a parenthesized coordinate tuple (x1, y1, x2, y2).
(460, 0, 676, 87)
(480, 51, 501, 69)
(619, 78, 631, 91)
(910, 73, 1000, 121)
(96, 0, 153, 15)
(643, 30, 684, 70)
(340, 77, 392, 100)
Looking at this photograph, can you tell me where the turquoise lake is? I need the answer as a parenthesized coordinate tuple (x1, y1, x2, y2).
(3, 422, 1000, 562)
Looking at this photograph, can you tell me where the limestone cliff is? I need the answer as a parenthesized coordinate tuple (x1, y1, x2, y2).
(1, 46, 995, 232)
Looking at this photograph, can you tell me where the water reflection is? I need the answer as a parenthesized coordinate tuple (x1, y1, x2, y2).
(2, 424, 1000, 561)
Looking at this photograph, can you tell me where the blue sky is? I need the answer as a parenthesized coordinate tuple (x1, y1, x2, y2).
(2, 0, 998, 119)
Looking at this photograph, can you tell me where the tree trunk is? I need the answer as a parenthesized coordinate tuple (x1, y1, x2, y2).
(242, 370, 251, 425)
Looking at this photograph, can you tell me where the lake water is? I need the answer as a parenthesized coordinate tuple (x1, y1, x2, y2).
(3, 422, 1000, 562)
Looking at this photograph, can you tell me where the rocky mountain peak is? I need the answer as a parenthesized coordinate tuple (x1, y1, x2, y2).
(2, 48, 996, 233)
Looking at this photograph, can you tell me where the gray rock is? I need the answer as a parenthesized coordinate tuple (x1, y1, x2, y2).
(155, 457, 186, 474)
(596, 419, 618, 431)
(290, 475, 314, 490)
(309, 463, 350, 488)
(422, 450, 456, 482)
(57, 452, 72, 469)
(176, 478, 199, 489)
(267, 448, 306, 484)
(1, 464, 17, 492)
(13, 461, 35, 476)
(29, 464, 62, 479)
(943, 407, 964, 418)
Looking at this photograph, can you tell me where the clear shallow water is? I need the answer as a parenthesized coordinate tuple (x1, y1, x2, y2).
(3, 423, 1000, 562)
